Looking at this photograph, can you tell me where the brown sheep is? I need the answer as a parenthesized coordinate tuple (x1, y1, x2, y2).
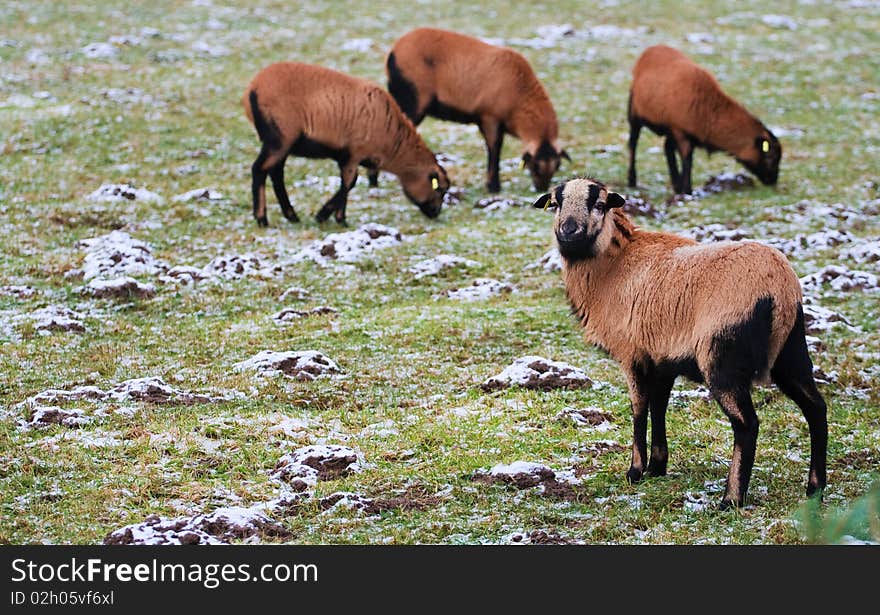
(627, 45, 782, 195)
(378, 27, 569, 194)
(242, 62, 449, 227)
(533, 178, 827, 509)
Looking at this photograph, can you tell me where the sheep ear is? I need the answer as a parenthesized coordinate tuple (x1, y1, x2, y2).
(605, 192, 625, 209)
(532, 193, 555, 210)
(560, 149, 571, 162)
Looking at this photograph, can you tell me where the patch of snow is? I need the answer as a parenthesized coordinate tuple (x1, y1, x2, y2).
(104, 504, 287, 545)
(341, 38, 373, 52)
(82, 276, 156, 299)
(171, 188, 224, 202)
(474, 195, 529, 211)
(482, 355, 592, 391)
(437, 278, 514, 301)
(556, 407, 615, 431)
(279, 286, 310, 301)
(272, 306, 337, 326)
(800, 266, 879, 294)
(15, 305, 85, 333)
(87, 183, 161, 203)
(233, 350, 342, 381)
(271, 444, 363, 491)
(409, 254, 479, 279)
(82, 42, 118, 58)
(845, 240, 880, 264)
(802, 301, 855, 334)
(761, 14, 799, 29)
(0, 285, 37, 299)
(524, 248, 562, 273)
(159, 265, 208, 285)
(69, 231, 167, 280)
(683, 491, 712, 512)
(28, 430, 123, 452)
(200, 253, 283, 280)
(681, 224, 751, 243)
(288, 223, 403, 266)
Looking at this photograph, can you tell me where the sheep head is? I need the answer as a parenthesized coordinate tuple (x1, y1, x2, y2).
(400, 162, 449, 218)
(522, 140, 570, 192)
(533, 178, 625, 261)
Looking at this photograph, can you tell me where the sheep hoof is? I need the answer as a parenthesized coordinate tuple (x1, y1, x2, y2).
(646, 462, 667, 477)
(314, 212, 330, 224)
(486, 181, 501, 193)
(282, 211, 300, 224)
(718, 497, 743, 511)
(335, 218, 349, 227)
(255, 216, 269, 227)
(625, 467, 644, 484)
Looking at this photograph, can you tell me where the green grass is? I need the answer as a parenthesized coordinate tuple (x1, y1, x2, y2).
(1, 0, 878, 544)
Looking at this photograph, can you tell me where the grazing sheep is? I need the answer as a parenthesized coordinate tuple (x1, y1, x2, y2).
(379, 27, 569, 193)
(627, 45, 781, 195)
(533, 178, 826, 509)
(243, 62, 449, 226)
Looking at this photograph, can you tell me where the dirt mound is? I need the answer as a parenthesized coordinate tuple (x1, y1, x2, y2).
(271, 444, 363, 490)
(682, 224, 751, 243)
(508, 529, 581, 545)
(17, 305, 85, 333)
(68, 230, 168, 281)
(482, 355, 592, 391)
(82, 276, 156, 299)
(800, 265, 879, 294)
(233, 350, 342, 381)
(692, 172, 754, 197)
(87, 183, 162, 203)
(289, 223, 402, 265)
(473, 461, 580, 501)
(104, 506, 290, 545)
(557, 407, 615, 429)
(272, 306, 337, 326)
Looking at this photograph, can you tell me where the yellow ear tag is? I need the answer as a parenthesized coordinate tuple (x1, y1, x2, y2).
(762, 140, 770, 153)
(543, 197, 551, 211)
(431, 177, 439, 190)
(520, 159, 526, 170)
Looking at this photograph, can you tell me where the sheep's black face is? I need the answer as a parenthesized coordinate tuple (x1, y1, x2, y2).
(533, 179, 625, 262)
(743, 132, 782, 186)
(523, 142, 570, 192)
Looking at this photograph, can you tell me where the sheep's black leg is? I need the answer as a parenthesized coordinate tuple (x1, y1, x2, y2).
(627, 116, 642, 188)
(647, 373, 676, 477)
(316, 163, 358, 226)
(711, 387, 759, 509)
(251, 145, 272, 227)
(678, 137, 695, 195)
(268, 156, 299, 224)
(663, 135, 681, 193)
(625, 367, 651, 484)
(771, 307, 828, 499)
(480, 118, 504, 193)
(366, 168, 379, 187)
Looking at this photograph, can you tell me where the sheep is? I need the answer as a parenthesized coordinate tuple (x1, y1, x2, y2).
(242, 62, 449, 227)
(378, 27, 569, 194)
(533, 178, 827, 509)
(627, 45, 782, 195)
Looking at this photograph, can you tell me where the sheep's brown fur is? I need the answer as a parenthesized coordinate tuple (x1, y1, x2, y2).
(534, 178, 827, 508)
(627, 45, 782, 194)
(383, 27, 568, 193)
(243, 61, 449, 226)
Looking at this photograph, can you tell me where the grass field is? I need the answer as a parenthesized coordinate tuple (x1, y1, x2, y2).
(1, 0, 878, 545)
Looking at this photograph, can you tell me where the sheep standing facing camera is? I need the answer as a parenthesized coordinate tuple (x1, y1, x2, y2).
(534, 178, 827, 509)
(243, 62, 449, 227)
(627, 45, 782, 195)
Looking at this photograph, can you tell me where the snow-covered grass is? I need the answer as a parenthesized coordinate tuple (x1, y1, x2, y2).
(1, 0, 878, 546)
